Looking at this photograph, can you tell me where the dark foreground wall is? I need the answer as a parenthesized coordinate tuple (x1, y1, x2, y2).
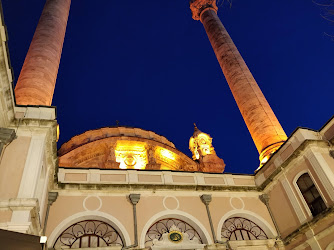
(0, 229, 42, 250)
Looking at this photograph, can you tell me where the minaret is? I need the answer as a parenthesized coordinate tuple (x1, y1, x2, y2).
(190, 0, 287, 167)
(14, 0, 71, 106)
(189, 124, 225, 173)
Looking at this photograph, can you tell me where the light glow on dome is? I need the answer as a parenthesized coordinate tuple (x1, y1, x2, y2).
(159, 148, 176, 161)
(115, 141, 148, 170)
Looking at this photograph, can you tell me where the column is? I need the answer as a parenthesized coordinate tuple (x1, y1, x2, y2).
(190, 0, 287, 165)
(15, 0, 71, 106)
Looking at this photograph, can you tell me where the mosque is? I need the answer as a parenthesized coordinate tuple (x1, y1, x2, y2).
(0, 0, 334, 249)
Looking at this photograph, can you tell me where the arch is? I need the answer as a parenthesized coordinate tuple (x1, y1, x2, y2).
(326, 241, 334, 250)
(217, 210, 277, 241)
(293, 169, 327, 217)
(48, 211, 131, 248)
(53, 219, 123, 248)
(139, 210, 212, 248)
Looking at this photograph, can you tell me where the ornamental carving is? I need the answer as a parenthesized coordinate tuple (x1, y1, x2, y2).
(150, 225, 205, 249)
(115, 141, 148, 169)
(189, 125, 215, 160)
(145, 218, 202, 248)
(155, 147, 181, 170)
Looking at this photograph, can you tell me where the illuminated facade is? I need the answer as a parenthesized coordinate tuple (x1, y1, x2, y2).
(0, 0, 334, 250)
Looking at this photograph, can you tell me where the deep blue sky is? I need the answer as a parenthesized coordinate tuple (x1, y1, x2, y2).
(2, 0, 333, 174)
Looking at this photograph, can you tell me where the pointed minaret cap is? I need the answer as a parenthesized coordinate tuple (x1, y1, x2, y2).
(193, 123, 203, 137)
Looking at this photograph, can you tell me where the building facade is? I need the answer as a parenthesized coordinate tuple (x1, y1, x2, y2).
(0, 0, 334, 249)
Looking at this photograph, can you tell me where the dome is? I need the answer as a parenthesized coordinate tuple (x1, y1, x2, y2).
(58, 126, 198, 172)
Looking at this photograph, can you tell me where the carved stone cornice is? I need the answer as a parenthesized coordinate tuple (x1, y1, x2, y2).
(190, 0, 217, 20)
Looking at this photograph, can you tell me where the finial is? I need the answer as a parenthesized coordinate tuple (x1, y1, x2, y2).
(116, 120, 119, 126)
(193, 123, 201, 134)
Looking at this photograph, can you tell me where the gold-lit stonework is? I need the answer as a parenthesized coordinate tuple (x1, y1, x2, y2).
(115, 141, 148, 169)
(159, 148, 176, 161)
(56, 124, 60, 142)
(58, 127, 199, 172)
(189, 126, 215, 160)
(155, 147, 181, 170)
(189, 124, 225, 173)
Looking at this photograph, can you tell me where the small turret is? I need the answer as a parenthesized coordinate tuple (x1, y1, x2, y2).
(189, 124, 225, 173)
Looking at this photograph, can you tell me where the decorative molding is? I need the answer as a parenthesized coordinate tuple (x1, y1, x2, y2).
(229, 197, 245, 210)
(58, 168, 256, 189)
(163, 196, 179, 210)
(82, 195, 102, 211)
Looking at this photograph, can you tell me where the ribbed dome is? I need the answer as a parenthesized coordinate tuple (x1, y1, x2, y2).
(58, 126, 175, 156)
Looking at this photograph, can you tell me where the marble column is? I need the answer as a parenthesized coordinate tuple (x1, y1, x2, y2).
(190, 0, 287, 165)
(15, 0, 71, 106)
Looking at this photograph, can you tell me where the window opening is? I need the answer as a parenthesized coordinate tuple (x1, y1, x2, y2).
(297, 173, 326, 216)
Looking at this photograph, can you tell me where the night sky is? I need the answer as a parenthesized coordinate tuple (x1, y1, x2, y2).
(2, 0, 333, 174)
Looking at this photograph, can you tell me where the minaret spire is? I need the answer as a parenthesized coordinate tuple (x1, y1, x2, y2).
(190, 0, 287, 167)
(15, 0, 71, 106)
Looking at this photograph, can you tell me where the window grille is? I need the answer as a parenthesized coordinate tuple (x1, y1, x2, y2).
(53, 220, 123, 249)
(297, 173, 327, 216)
(221, 217, 268, 240)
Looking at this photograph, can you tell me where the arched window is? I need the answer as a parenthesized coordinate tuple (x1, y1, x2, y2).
(221, 217, 268, 240)
(145, 218, 203, 247)
(296, 173, 326, 216)
(53, 220, 123, 249)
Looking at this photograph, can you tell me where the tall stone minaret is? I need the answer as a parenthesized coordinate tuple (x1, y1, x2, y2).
(14, 0, 71, 106)
(190, 0, 287, 167)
